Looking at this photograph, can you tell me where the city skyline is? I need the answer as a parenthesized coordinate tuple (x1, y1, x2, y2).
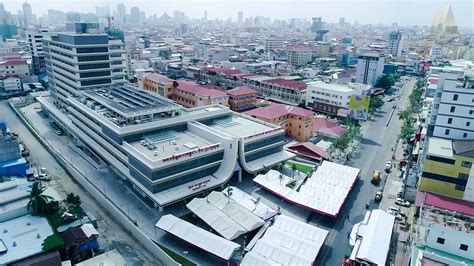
(2, 0, 473, 28)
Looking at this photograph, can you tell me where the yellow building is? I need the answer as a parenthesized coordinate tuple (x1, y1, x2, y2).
(418, 138, 474, 199)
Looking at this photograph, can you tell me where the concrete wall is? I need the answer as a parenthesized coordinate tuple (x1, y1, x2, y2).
(8, 100, 179, 266)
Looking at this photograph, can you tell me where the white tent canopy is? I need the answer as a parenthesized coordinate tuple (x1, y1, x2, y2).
(241, 215, 329, 266)
(186, 191, 264, 240)
(349, 209, 395, 265)
(253, 161, 360, 217)
(221, 186, 278, 221)
(155, 214, 240, 261)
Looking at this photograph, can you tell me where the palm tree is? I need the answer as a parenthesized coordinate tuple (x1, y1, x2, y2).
(27, 181, 54, 216)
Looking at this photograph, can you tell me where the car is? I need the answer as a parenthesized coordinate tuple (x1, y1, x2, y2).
(386, 209, 403, 221)
(384, 161, 392, 172)
(37, 167, 51, 181)
(371, 170, 381, 185)
(395, 198, 411, 207)
(374, 190, 383, 202)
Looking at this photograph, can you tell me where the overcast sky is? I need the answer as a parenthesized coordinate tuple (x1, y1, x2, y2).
(4, 0, 473, 28)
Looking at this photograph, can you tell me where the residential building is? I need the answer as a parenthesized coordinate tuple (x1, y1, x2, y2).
(22, 2, 33, 27)
(0, 57, 29, 78)
(287, 46, 313, 66)
(226, 86, 256, 112)
(43, 23, 126, 105)
(27, 29, 48, 74)
(306, 81, 371, 116)
(418, 137, 474, 201)
(264, 39, 284, 53)
(312, 117, 346, 139)
(428, 66, 474, 140)
(38, 84, 294, 209)
(316, 42, 330, 58)
(0, 75, 22, 97)
(138, 73, 174, 98)
(387, 31, 403, 57)
(411, 200, 474, 265)
(237, 11, 243, 26)
(172, 80, 228, 108)
(245, 103, 314, 141)
(355, 53, 385, 86)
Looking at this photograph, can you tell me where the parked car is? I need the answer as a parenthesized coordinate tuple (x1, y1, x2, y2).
(37, 167, 51, 181)
(386, 209, 403, 221)
(384, 161, 392, 173)
(395, 198, 411, 207)
(374, 190, 383, 202)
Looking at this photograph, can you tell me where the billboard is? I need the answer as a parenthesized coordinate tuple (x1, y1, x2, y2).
(348, 95, 370, 121)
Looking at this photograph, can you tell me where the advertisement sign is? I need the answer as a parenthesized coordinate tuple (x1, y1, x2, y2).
(348, 95, 370, 121)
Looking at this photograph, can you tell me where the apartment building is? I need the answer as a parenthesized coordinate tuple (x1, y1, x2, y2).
(27, 29, 48, 74)
(418, 137, 474, 201)
(226, 86, 257, 112)
(245, 103, 314, 142)
(412, 202, 474, 265)
(0, 58, 29, 78)
(306, 81, 371, 116)
(43, 23, 125, 105)
(428, 65, 474, 140)
(387, 31, 403, 57)
(355, 53, 385, 85)
(138, 72, 174, 98)
(172, 80, 229, 108)
(287, 46, 313, 66)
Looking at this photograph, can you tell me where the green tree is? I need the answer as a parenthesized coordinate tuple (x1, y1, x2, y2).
(27, 182, 54, 216)
(409, 88, 423, 108)
(369, 96, 384, 114)
(400, 122, 416, 141)
(66, 193, 81, 206)
(291, 163, 297, 177)
(42, 234, 64, 251)
(376, 74, 395, 90)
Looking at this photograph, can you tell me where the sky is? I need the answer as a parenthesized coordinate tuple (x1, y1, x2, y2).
(3, 0, 474, 28)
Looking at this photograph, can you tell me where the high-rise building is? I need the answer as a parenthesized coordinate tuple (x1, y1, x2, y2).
(355, 53, 385, 85)
(387, 30, 403, 57)
(203, 10, 207, 21)
(66, 12, 80, 23)
(116, 3, 126, 23)
(238, 11, 243, 25)
(22, 2, 33, 27)
(43, 22, 125, 105)
(311, 17, 328, 42)
(130, 6, 140, 24)
(27, 29, 48, 74)
(428, 65, 474, 140)
(338, 17, 345, 26)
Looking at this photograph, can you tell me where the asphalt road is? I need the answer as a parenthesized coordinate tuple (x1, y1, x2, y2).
(315, 77, 417, 265)
(0, 100, 159, 265)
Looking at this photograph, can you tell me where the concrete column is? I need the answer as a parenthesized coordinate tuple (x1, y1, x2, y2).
(159, 206, 164, 212)
(238, 169, 242, 182)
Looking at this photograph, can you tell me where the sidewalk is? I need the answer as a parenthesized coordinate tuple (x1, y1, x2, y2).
(379, 138, 414, 266)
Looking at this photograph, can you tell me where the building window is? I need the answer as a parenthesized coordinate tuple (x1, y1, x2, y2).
(460, 244, 468, 251)
(445, 129, 450, 135)
(461, 161, 472, 168)
(464, 133, 468, 138)
(447, 118, 453, 124)
(470, 110, 473, 115)
(450, 106, 456, 113)
(436, 237, 445, 245)
(453, 94, 458, 101)
(467, 122, 471, 127)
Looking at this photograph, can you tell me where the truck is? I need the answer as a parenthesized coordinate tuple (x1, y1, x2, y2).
(371, 170, 381, 185)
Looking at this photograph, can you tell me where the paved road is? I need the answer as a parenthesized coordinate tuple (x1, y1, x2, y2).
(315, 77, 417, 265)
(0, 100, 159, 265)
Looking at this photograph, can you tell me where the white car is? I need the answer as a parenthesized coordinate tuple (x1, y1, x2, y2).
(385, 161, 392, 172)
(386, 210, 403, 221)
(37, 167, 51, 181)
(395, 198, 411, 207)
